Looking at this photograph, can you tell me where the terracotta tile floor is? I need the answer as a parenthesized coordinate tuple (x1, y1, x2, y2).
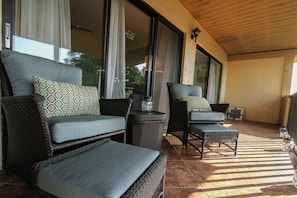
(1, 120, 297, 197)
(162, 120, 297, 198)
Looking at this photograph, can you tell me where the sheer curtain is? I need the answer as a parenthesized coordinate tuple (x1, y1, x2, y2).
(154, 23, 180, 124)
(207, 62, 216, 104)
(14, 0, 71, 57)
(105, 0, 126, 99)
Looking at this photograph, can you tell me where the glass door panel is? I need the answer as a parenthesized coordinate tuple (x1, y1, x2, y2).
(125, 1, 151, 108)
(207, 58, 222, 103)
(125, 1, 183, 114)
(194, 47, 222, 103)
(194, 50, 209, 97)
(12, 0, 105, 95)
(153, 22, 182, 114)
(68, 0, 105, 91)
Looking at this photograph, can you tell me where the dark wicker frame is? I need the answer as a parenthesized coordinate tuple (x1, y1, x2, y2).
(31, 139, 167, 198)
(166, 82, 230, 146)
(0, 55, 132, 186)
(188, 127, 239, 159)
(127, 111, 166, 150)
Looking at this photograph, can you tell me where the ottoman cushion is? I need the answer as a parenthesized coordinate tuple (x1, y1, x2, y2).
(37, 140, 160, 198)
(190, 124, 238, 134)
(190, 111, 225, 122)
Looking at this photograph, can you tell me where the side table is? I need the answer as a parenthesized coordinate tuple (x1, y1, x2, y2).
(127, 110, 166, 151)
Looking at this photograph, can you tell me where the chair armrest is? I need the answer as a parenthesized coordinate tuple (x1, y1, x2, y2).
(168, 101, 188, 132)
(99, 98, 132, 121)
(1, 95, 53, 185)
(169, 100, 188, 120)
(210, 103, 230, 113)
(1, 94, 53, 156)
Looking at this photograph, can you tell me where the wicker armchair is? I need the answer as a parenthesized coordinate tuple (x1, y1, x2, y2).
(167, 82, 229, 145)
(0, 50, 132, 186)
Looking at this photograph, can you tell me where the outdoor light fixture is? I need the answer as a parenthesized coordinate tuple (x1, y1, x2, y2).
(191, 27, 201, 42)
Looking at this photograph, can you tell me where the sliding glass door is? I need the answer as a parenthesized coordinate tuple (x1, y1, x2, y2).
(153, 21, 182, 115)
(125, 1, 151, 107)
(5, 0, 183, 111)
(194, 46, 222, 103)
(124, 1, 183, 115)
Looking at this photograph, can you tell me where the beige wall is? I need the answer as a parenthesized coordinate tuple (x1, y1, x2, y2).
(225, 56, 287, 124)
(144, 0, 297, 124)
(144, 0, 228, 102)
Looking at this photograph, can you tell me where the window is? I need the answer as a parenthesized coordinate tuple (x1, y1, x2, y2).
(4, 0, 183, 110)
(194, 46, 222, 103)
(12, 0, 105, 94)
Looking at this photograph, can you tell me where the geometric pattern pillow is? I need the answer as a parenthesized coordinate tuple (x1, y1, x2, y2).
(179, 96, 212, 112)
(32, 75, 100, 118)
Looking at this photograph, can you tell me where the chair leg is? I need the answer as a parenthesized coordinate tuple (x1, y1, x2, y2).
(184, 136, 188, 149)
(201, 139, 206, 159)
(234, 140, 238, 156)
(182, 130, 187, 148)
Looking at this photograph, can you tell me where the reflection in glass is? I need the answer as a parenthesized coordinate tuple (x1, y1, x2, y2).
(125, 1, 150, 102)
(194, 48, 222, 103)
(194, 50, 209, 97)
(64, 52, 102, 86)
(13, 0, 105, 96)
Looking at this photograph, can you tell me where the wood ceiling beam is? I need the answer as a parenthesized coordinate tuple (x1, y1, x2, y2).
(228, 49, 297, 61)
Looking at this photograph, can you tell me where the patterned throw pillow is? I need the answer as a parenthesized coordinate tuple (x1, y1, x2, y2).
(179, 96, 212, 112)
(33, 76, 100, 118)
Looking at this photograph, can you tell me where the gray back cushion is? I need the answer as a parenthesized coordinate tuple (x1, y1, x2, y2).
(168, 83, 202, 102)
(1, 49, 82, 96)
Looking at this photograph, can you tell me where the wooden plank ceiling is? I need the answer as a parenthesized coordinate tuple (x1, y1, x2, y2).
(179, 0, 297, 56)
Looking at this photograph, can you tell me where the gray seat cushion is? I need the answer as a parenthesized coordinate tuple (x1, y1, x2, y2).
(190, 111, 225, 121)
(37, 140, 160, 198)
(1, 49, 82, 96)
(48, 115, 125, 143)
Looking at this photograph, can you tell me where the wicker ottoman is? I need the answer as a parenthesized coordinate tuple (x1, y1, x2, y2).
(188, 124, 239, 159)
(32, 139, 167, 198)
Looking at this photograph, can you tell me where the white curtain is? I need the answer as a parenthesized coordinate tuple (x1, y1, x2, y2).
(105, 0, 126, 99)
(207, 62, 216, 104)
(14, 0, 71, 51)
(154, 23, 179, 126)
(154, 25, 177, 109)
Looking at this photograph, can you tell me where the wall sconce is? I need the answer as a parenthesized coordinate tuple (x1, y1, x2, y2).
(191, 27, 201, 42)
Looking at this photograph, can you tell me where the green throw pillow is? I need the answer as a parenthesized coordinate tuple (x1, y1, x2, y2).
(33, 75, 100, 118)
(179, 96, 212, 112)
